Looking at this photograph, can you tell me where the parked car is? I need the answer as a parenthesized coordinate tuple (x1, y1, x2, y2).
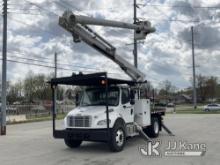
(204, 104, 220, 111)
(167, 102, 175, 107)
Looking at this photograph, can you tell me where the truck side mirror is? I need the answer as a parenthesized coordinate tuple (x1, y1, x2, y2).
(130, 90, 135, 105)
(130, 99, 135, 105)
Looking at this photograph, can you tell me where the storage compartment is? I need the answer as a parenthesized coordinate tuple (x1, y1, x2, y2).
(134, 99, 151, 127)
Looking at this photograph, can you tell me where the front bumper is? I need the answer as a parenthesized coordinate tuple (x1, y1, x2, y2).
(53, 128, 111, 142)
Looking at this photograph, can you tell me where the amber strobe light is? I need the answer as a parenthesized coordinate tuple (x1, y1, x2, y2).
(101, 80, 107, 85)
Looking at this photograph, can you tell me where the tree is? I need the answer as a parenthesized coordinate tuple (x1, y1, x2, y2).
(196, 74, 207, 102)
(23, 72, 55, 102)
(196, 75, 218, 102)
(140, 82, 154, 98)
(7, 80, 24, 104)
(159, 80, 176, 96)
(158, 80, 177, 103)
(205, 76, 217, 100)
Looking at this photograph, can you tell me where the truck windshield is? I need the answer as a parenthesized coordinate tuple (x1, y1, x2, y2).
(81, 87, 119, 106)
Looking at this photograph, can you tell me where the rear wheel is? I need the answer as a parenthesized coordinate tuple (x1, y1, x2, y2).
(144, 117, 160, 138)
(109, 121, 126, 152)
(64, 139, 82, 148)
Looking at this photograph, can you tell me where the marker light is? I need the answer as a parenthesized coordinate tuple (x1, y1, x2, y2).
(101, 80, 107, 85)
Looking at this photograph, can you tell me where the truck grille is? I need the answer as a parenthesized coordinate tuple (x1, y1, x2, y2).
(67, 116, 91, 127)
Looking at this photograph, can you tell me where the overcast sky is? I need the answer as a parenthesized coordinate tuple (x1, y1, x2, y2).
(0, 0, 220, 89)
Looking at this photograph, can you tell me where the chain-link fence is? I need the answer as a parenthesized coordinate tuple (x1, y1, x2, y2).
(6, 104, 75, 121)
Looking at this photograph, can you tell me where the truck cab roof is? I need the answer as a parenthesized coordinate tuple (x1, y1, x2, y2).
(49, 72, 138, 86)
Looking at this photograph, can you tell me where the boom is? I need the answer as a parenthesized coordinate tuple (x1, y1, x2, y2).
(59, 11, 155, 81)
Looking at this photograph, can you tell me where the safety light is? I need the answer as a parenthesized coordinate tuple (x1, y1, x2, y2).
(101, 80, 107, 85)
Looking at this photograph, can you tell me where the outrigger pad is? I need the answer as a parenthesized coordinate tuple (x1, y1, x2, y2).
(139, 129, 152, 142)
(161, 122, 175, 136)
(134, 122, 152, 142)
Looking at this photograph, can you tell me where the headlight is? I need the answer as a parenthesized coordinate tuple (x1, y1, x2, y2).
(97, 119, 111, 125)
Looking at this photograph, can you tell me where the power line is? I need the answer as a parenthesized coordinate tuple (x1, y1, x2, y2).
(7, 54, 53, 64)
(7, 7, 41, 12)
(0, 58, 74, 71)
(57, 62, 102, 71)
(0, 55, 123, 76)
(23, 0, 59, 17)
(7, 53, 98, 70)
(138, 16, 220, 24)
(5, 49, 123, 72)
(8, 1, 59, 16)
(137, 3, 220, 10)
(60, 0, 82, 12)
(8, 12, 44, 16)
(8, 16, 56, 36)
(6, 51, 105, 71)
(8, 50, 52, 60)
(54, 1, 69, 10)
(0, 57, 96, 73)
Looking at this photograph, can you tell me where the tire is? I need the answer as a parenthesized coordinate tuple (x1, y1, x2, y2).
(64, 138, 82, 148)
(109, 121, 126, 152)
(204, 109, 209, 112)
(144, 117, 160, 138)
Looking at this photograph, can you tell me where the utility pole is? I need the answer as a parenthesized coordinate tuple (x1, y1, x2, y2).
(133, 0, 138, 68)
(54, 52, 57, 78)
(1, 0, 8, 136)
(54, 52, 57, 114)
(191, 26, 197, 109)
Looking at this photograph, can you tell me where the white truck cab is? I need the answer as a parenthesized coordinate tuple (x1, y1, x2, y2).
(64, 86, 137, 129)
(60, 81, 161, 151)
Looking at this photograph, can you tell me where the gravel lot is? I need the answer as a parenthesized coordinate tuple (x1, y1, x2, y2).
(0, 114, 220, 165)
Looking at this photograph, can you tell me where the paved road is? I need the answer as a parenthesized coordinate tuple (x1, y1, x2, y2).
(0, 114, 220, 165)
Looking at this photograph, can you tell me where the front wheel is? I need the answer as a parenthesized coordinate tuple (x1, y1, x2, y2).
(64, 138, 82, 148)
(109, 122, 126, 152)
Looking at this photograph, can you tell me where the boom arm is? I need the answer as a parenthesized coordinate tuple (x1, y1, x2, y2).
(59, 11, 155, 81)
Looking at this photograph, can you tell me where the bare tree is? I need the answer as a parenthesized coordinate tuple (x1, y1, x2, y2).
(158, 80, 176, 103)
(196, 75, 218, 102)
(206, 76, 218, 100)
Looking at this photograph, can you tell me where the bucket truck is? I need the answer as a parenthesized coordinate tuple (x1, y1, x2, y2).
(49, 11, 173, 152)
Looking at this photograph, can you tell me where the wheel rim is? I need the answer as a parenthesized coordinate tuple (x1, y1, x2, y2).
(154, 120, 159, 134)
(115, 129, 124, 147)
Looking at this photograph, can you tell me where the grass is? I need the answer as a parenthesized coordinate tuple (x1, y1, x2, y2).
(168, 105, 220, 114)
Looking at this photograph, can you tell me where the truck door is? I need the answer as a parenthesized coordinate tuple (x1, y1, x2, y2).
(120, 88, 134, 123)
